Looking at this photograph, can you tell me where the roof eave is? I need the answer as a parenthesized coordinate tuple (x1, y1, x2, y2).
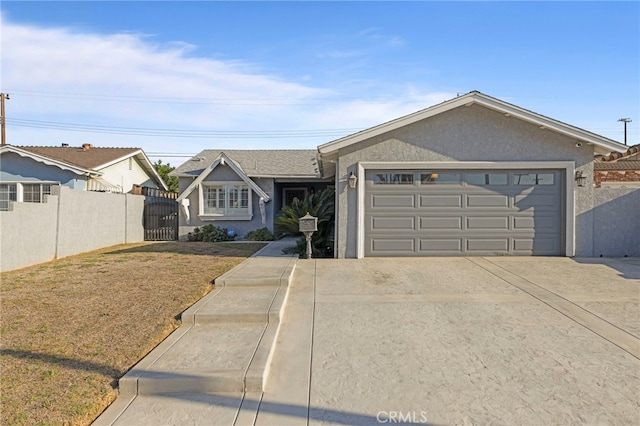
(0, 145, 101, 177)
(318, 91, 628, 156)
(94, 149, 168, 191)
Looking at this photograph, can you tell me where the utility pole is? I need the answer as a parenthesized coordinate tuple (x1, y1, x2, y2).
(618, 117, 632, 146)
(0, 93, 9, 146)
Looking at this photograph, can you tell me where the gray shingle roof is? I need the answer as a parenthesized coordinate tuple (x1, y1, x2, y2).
(172, 149, 322, 178)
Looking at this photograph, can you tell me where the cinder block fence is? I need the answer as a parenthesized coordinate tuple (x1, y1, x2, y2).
(0, 186, 145, 272)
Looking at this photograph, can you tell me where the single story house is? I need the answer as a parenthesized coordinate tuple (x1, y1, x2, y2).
(171, 150, 332, 238)
(173, 91, 635, 258)
(0, 143, 167, 210)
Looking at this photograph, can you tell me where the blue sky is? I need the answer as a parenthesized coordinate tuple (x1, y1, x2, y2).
(1, 1, 638, 165)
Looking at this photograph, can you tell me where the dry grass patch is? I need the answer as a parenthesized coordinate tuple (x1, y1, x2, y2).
(0, 241, 265, 426)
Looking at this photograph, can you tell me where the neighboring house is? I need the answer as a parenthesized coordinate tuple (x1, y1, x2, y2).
(0, 143, 167, 210)
(171, 150, 331, 238)
(593, 144, 640, 187)
(173, 91, 633, 257)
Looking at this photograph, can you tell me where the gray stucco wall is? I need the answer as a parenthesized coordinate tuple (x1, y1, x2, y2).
(592, 187, 640, 257)
(0, 152, 87, 189)
(334, 104, 595, 258)
(0, 186, 145, 272)
(0, 195, 59, 271)
(178, 164, 276, 239)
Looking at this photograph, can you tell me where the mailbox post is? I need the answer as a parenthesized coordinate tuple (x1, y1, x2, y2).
(298, 212, 318, 259)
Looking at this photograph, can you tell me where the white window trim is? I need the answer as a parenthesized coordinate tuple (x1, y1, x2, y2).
(198, 181, 253, 221)
(0, 181, 58, 204)
(355, 161, 575, 259)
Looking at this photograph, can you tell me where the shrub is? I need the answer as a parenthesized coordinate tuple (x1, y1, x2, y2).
(244, 227, 275, 241)
(188, 225, 236, 242)
(275, 188, 334, 258)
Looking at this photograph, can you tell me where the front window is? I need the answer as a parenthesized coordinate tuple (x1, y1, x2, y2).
(0, 184, 17, 211)
(23, 183, 52, 203)
(202, 183, 250, 216)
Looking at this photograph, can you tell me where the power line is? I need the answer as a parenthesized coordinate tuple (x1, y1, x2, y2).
(2, 89, 418, 106)
(6, 117, 362, 139)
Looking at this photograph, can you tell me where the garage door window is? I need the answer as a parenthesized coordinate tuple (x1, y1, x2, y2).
(421, 173, 461, 184)
(515, 173, 555, 185)
(374, 173, 414, 184)
(466, 173, 508, 185)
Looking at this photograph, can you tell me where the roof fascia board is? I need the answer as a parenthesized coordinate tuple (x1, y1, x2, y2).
(318, 92, 627, 155)
(0, 145, 100, 176)
(318, 96, 470, 154)
(176, 154, 270, 202)
(245, 174, 322, 179)
(472, 96, 627, 153)
(177, 158, 222, 202)
(220, 153, 270, 201)
(95, 149, 168, 191)
(93, 150, 142, 170)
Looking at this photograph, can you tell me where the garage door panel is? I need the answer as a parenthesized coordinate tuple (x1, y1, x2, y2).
(466, 216, 510, 230)
(419, 195, 462, 208)
(365, 169, 563, 257)
(513, 215, 558, 230)
(419, 216, 462, 230)
(372, 216, 415, 230)
(466, 194, 509, 207)
(371, 194, 415, 208)
(513, 237, 558, 253)
(419, 239, 462, 252)
(467, 238, 509, 252)
(371, 238, 415, 252)
(514, 193, 558, 208)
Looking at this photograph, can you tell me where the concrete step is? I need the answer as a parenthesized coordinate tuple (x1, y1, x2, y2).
(93, 241, 298, 425)
(181, 286, 286, 325)
(104, 392, 260, 426)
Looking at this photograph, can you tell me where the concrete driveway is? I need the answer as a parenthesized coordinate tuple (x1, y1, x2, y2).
(258, 257, 639, 425)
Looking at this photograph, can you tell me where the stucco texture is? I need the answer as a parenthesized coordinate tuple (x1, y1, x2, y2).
(179, 164, 276, 239)
(0, 187, 146, 272)
(334, 104, 595, 258)
(592, 187, 640, 257)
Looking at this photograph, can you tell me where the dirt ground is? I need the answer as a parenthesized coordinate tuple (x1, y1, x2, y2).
(0, 241, 264, 426)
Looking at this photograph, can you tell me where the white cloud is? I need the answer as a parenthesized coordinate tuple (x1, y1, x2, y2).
(1, 15, 456, 160)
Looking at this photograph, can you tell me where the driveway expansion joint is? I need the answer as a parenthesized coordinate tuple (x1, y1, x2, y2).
(468, 257, 640, 360)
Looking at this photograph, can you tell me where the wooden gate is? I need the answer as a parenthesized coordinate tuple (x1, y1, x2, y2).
(137, 186, 179, 241)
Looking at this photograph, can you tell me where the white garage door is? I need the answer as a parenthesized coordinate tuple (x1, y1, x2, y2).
(364, 170, 564, 256)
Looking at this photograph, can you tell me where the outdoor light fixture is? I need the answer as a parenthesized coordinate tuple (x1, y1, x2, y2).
(575, 170, 587, 187)
(348, 172, 358, 189)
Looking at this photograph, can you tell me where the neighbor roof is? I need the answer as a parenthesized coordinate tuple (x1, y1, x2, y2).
(0, 145, 100, 176)
(594, 161, 640, 171)
(4, 145, 167, 190)
(318, 91, 628, 157)
(594, 143, 640, 162)
(18, 145, 141, 169)
(171, 149, 322, 178)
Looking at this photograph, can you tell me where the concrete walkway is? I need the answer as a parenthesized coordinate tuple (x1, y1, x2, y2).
(95, 254, 640, 425)
(94, 238, 299, 425)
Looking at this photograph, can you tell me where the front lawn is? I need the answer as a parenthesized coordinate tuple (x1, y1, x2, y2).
(0, 241, 265, 425)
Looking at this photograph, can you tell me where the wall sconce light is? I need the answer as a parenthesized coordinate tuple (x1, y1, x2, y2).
(575, 170, 587, 187)
(348, 172, 358, 189)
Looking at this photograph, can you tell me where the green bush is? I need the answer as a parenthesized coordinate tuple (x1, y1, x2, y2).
(244, 227, 275, 241)
(275, 188, 335, 258)
(188, 225, 236, 242)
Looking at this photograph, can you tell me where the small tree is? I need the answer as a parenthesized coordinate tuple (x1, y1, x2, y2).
(275, 188, 335, 257)
(153, 159, 179, 193)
